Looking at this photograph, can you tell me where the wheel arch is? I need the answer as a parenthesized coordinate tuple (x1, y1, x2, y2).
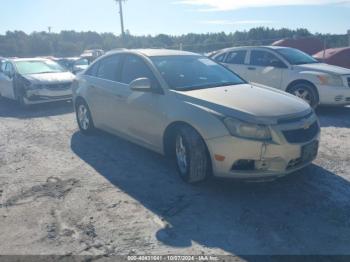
(162, 121, 213, 178)
(286, 79, 319, 99)
(74, 95, 86, 106)
(163, 121, 207, 156)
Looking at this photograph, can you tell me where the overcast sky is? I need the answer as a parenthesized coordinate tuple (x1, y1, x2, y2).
(0, 0, 349, 35)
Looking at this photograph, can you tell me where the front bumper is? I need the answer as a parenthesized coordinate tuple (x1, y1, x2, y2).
(317, 84, 350, 106)
(24, 87, 73, 104)
(206, 127, 320, 180)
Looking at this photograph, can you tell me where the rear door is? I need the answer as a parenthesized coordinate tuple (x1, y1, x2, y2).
(221, 50, 249, 79)
(84, 54, 127, 132)
(245, 49, 287, 89)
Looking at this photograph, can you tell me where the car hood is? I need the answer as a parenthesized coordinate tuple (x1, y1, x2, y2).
(295, 63, 350, 75)
(174, 84, 311, 124)
(23, 72, 75, 84)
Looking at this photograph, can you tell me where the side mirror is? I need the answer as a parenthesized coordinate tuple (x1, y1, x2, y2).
(129, 78, 152, 92)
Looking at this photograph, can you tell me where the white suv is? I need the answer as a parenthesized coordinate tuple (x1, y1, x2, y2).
(210, 46, 350, 108)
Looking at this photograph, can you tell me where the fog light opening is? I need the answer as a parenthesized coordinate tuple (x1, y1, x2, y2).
(255, 160, 270, 171)
(231, 160, 255, 171)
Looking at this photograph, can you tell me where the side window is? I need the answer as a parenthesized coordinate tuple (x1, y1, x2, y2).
(96, 55, 122, 81)
(250, 50, 285, 67)
(4, 63, 14, 76)
(85, 62, 100, 77)
(121, 55, 156, 85)
(7, 63, 14, 74)
(213, 53, 226, 63)
(225, 50, 247, 65)
(1, 62, 7, 73)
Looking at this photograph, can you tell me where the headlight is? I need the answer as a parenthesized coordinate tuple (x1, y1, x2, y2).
(317, 74, 344, 87)
(223, 118, 271, 141)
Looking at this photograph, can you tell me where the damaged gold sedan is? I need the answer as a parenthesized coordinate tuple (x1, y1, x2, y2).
(73, 49, 320, 183)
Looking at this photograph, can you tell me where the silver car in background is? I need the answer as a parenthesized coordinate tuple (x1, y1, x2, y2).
(0, 58, 75, 106)
(73, 49, 320, 183)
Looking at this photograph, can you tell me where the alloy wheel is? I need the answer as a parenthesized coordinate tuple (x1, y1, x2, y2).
(78, 104, 90, 130)
(176, 135, 188, 175)
(293, 87, 312, 105)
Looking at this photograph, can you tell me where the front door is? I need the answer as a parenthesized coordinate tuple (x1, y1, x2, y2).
(118, 54, 165, 150)
(221, 50, 249, 79)
(245, 50, 287, 89)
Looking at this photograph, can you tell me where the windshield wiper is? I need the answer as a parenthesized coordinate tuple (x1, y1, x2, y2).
(175, 82, 243, 91)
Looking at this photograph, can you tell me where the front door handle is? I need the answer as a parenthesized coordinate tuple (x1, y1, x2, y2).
(114, 94, 125, 99)
(247, 67, 256, 70)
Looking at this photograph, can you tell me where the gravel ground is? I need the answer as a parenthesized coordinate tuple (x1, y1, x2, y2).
(0, 98, 350, 259)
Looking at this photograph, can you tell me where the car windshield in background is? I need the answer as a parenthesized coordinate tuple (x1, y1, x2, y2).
(276, 48, 319, 65)
(75, 59, 89, 66)
(15, 60, 67, 75)
(151, 56, 246, 91)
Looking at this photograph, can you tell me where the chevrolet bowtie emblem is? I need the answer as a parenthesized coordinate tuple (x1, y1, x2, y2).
(302, 120, 311, 130)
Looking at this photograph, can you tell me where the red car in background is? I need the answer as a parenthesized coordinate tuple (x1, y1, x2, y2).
(313, 47, 350, 70)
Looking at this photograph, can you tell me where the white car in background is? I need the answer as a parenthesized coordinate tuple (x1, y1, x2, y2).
(0, 58, 75, 106)
(210, 46, 350, 108)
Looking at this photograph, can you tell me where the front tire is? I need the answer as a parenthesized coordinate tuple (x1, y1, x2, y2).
(288, 83, 319, 109)
(174, 126, 209, 183)
(75, 99, 95, 135)
(14, 86, 28, 108)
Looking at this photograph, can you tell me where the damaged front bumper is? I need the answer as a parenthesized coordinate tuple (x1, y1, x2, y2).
(23, 84, 73, 104)
(206, 116, 320, 180)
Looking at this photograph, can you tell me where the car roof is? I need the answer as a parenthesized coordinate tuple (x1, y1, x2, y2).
(213, 45, 289, 55)
(107, 48, 200, 57)
(8, 58, 53, 62)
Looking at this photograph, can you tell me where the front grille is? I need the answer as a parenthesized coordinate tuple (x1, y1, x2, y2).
(287, 158, 302, 170)
(277, 111, 313, 125)
(282, 122, 320, 143)
(45, 83, 72, 90)
(335, 95, 343, 102)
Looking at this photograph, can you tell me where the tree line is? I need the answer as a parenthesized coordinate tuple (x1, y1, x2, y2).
(0, 27, 348, 58)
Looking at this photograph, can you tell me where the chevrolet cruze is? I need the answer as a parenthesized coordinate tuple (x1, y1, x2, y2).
(73, 49, 320, 183)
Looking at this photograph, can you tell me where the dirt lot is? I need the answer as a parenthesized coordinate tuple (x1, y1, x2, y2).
(0, 97, 350, 258)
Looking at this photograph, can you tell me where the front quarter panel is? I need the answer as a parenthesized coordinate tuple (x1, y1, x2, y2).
(162, 91, 230, 141)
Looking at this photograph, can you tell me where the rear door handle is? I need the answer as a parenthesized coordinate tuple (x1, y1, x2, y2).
(247, 67, 256, 70)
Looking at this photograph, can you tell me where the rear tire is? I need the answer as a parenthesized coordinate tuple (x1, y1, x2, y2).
(75, 99, 95, 135)
(288, 83, 319, 109)
(174, 126, 209, 183)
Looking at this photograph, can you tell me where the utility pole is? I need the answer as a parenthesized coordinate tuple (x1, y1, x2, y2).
(115, 0, 126, 38)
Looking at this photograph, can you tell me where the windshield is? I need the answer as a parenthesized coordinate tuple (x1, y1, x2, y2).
(75, 58, 89, 66)
(151, 56, 246, 91)
(15, 60, 67, 75)
(276, 48, 319, 65)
